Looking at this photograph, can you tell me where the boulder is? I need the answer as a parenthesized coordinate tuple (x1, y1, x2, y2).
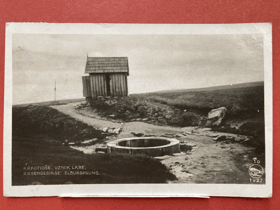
(95, 147, 107, 153)
(212, 135, 227, 141)
(113, 128, 122, 134)
(102, 127, 109, 132)
(206, 107, 227, 126)
(131, 132, 144, 137)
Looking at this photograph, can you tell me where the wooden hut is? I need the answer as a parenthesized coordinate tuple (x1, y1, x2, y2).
(82, 57, 129, 99)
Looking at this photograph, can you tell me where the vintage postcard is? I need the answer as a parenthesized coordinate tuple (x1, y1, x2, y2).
(3, 23, 272, 197)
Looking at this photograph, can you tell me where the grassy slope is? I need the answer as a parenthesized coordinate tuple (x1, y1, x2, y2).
(132, 82, 264, 116)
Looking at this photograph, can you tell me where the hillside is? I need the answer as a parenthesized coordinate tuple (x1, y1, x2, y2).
(143, 81, 264, 94)
(131, 81, 264, 116)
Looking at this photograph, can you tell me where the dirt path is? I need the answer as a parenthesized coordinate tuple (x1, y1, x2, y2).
(51, 103, 257, 184)
(52, 103, 183, 138)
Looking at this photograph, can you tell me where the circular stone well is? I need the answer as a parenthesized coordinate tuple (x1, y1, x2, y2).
(107, 137, 180, 157)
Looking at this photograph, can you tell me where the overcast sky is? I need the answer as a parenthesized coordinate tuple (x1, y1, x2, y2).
(12, 33, 264, 104)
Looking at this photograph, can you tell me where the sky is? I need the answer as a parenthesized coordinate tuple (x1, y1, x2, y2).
(12, 33, 264, 104)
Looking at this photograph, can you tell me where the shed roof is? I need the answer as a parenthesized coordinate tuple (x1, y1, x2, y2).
(85, 57, 129, 75)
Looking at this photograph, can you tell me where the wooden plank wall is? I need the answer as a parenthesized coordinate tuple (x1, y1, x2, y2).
(82, 76, 91, 97)
(84, 73, 128, 98)
(89, 74, 107, 98)
(110, 73, 128, 97)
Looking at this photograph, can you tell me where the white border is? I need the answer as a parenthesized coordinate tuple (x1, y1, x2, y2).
(3, 23, 272, 197)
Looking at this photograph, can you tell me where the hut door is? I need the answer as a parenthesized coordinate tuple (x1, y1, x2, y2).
(105, 74, 111, 96)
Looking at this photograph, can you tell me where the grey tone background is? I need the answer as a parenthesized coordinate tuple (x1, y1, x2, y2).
(12, 34, 264, 104)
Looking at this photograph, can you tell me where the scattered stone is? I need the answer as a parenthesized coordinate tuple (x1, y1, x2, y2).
(81, 138, 98, 145)
(212, 135, 227, 141)
(205, 107, 227, 126)
(107, 128, 116, 134)
(131, 132, 144, 137)
(142, 118, 149, 121)
(109, 114, 116, 118)
(63, 139, 69, 146)
(103, 127, 109, 132)
(209, 134, 220, 137)
(173, 134, 184, 138)
(154, 155, 172, 160)
(95, 147, 107, 153)
(144, 134, 156, 137)
(226, 136, 235, 141)
(113, 128, 122, 134)
(173, 152, 186, 156)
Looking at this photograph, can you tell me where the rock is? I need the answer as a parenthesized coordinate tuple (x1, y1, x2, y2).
(142, 118, 149, 121)
(95, 147, 107, 153)
(226, 136, 235, 141)
(174, 134, 184, 138)
(165, 114, 172, 119)
(81, 138, 98, 145)
(103, 127, 109, 132)
(173, 152, 186, 156)
(209, 134, 220, 137)
(131, 132, 144, 137)
(212, 135, 227, 141)
(183, 131, 192, 135)
(206, 107, 227, 126)
(113, 128, 122, 134)
(154, 155, 172, 160)
(106, 128, 115, 133)
(109, 114, 116, 118)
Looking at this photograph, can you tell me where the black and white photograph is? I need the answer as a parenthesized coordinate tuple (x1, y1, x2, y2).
(4, 23, 272, 197)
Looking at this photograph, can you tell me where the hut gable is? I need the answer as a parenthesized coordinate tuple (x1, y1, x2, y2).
(85, 57, 129, 75)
